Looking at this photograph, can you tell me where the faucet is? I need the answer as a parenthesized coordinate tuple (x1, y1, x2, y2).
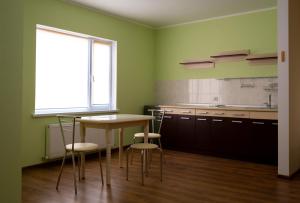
(264, 94, 272, 108)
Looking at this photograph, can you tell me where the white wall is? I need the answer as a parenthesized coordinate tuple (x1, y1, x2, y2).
(277, 0, 290, 176)
(278, 0, 300, 176)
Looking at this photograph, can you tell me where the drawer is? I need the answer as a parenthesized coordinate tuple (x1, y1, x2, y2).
(227, 111, 249, 118)
(162, 107, 177, 115)
(196, 109, 212, 116)
(249, 111, 278, 120)
(163, 107, 195, 115)
(197, 110, 249, 118)
(208, 110, 228, 117)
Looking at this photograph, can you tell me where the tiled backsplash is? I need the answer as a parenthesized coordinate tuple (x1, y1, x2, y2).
(155, 77, 278, 107)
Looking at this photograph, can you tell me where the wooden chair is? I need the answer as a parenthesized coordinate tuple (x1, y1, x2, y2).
(55, 115, 103, 195)
(126, 143, 162, 185)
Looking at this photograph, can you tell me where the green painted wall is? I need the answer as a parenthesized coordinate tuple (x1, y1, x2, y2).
(20, 1, 277, 167)
(0, 0, 23, 202)
(22, 0, 155, 166)
(155, 9, 277, 80)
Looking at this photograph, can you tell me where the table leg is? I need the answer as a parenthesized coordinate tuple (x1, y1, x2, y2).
(105, 128, 112, 185)
(119, 128, 124, 168)
(80, 123, 86, 180)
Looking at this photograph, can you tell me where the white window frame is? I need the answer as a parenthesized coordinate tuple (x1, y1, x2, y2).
(34, 25, 117, 116)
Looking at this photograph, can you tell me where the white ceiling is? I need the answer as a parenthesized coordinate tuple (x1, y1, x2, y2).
(68, 0, 277, 28)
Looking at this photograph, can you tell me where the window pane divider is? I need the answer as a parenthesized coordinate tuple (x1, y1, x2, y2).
(88, 39, 93, 110)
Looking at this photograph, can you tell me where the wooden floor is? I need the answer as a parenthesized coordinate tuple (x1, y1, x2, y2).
(23, 150, 300, 203)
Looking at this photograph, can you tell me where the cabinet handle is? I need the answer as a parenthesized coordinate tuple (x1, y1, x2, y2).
(212, 119, 223, 122)
(232, 120, 242, 124)
(272, 123, 278, 126)
(198, 112, 208, 115)
(164, 116, 172, 119)
(180, 117, 191, 120)
(197, 118, 207, 121)
(252, 121, 264, 125)
(214, 113, 225, 115)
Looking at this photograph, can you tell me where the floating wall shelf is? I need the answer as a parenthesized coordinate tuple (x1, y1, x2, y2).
(210, 50, 250, 58)
(180, 50, 277, 70)
(179, 59, 215, 68)
(246, 53, 278, 61)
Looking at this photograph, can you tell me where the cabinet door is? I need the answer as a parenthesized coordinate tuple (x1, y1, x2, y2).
(210, 117, 231, 156)
(160, 114, 178, 150)
(176, 115, 195, 152)
(266, 120, 278, 165)
(227, 118, 251, 160)
(249, 119, 278, 165)
(195, 116, 211, 153)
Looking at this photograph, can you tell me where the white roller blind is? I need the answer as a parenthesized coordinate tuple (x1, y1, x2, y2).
(34, 25, 116, 115)
(92, 41, 111, 106)
(35, 28, 89, 110)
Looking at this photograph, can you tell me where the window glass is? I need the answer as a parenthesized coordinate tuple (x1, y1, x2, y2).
(34, 26, 116, 115)
(92, 41, 111, 106)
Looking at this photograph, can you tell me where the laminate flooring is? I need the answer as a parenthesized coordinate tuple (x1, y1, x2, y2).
(22, 150, 300, 203)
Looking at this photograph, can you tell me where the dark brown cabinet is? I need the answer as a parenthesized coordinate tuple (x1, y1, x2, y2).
(161, 113, 278, 165)
(161, 114, 195, 152)
(176, 115, 195, 152)
(211, 117, 232, 157)
(227, 118, 251, 161)
(194, 116, 211, 153)
(160, 114, 178, 150)
(248, 119, 278, 165)
(269, 121, 278, 164)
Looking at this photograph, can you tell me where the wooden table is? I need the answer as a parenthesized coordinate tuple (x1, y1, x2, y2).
(76, 114, 153, 185)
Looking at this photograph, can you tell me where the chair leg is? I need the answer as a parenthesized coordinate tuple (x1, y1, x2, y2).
(130, 137, 136, 164)
(158, 138, 162, 149)
(145, 149, 149, 177)
(126, 147, 130, 181)
(77, 154, 81, 181)
(141, 150, 144, 185)
(149, 140, 153, 168)
(56, 152, 67, 191)
(159, 148, 163, 182)
(158, 138, 166, 164)
(71, 152, 78, 195)
(98, 150, 104, 185)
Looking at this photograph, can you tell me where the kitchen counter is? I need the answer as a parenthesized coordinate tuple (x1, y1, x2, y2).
(159, 104, 278, 112)
(159, 104, 277, 120)
(159, 104, 278, 165)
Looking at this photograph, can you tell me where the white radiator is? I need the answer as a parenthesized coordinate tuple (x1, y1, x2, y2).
(44, 122, 115, 159)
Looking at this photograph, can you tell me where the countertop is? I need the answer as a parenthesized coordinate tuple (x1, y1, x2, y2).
(159, 104, 278, 112)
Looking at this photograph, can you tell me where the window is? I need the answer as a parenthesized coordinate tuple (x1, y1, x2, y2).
(34, 25, 116, 115)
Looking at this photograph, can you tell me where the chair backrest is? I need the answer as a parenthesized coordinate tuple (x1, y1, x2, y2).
(57, 115, 80, 152)
(148, 109, 165, 134)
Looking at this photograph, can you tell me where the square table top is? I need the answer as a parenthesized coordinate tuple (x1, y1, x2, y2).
(77, 114, 154, 124)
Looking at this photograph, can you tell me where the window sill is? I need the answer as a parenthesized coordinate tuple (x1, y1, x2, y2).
(32, 109, 120, 118)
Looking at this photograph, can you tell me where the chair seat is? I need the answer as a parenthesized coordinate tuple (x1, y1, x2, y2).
(66, 143, 99, 152)
(130, 143, 158, 150)
(134, 132, 161, 138)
